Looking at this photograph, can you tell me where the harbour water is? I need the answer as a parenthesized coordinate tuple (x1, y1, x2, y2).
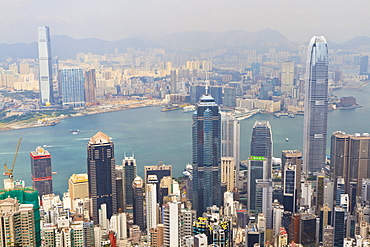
(1, 87, 369, 195)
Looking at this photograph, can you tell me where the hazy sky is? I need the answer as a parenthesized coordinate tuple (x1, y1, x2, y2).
(1, 0, 369, 44)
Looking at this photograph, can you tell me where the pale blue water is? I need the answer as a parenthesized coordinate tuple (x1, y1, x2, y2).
(1, 87, 369, 195)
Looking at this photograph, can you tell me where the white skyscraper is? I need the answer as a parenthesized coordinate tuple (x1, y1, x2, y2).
(146, 183, 157, 235)
(38, 26, 54, 105)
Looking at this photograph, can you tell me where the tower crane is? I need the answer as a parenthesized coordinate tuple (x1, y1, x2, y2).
(3, 138, 22, 180)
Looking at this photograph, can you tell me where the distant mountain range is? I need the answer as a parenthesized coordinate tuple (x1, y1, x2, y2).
(0, 29, 369, 60)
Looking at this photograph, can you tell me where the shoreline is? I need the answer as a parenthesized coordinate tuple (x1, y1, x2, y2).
(0, 100, 164, 132)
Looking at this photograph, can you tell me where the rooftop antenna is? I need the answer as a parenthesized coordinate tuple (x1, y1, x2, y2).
(205, 71, 209, 95)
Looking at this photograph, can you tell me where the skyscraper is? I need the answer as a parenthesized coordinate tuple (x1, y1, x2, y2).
(87, 132, 117, 223)
(170, 70, 177, 94)
(303, 36, 329, 174)
(331, 131, 370, 199)
(360, 56, 368, 75)
(84, 69, 96, 103)
(122, 154, 137, 216)
(60, 68, 85, 107)
(30, 146, 53, 197)
(132, 176, 145, 230)
(281, 61, 294, 95)
(192, 87, 221, 215)
(38, 26, 54, 105)
(250, 120, 272, 179)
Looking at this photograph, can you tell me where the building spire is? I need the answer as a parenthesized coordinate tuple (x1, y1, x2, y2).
(205, 71, 209, 95)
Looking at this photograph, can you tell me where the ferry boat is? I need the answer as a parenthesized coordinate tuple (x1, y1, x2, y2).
(69, 129, 80, 134)
(183, 105, 196, 113)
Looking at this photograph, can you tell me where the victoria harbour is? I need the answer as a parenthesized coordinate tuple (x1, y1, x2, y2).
(0, 87, 367, 195)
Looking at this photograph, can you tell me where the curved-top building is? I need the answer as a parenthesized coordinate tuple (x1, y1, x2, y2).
(303, 36, 329, 174)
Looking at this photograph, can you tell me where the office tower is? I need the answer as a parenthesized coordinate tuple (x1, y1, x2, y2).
(299, 213, 317, 246)
(146, 183, 157, 235)
(145, 162, 172, 185)
(331, 131, 370, 200)
(68, 173, 88, 200)
(221, 157, 236, 191)
(281, 150, 302, 210)
(87, 132, 117, 223)
(122, 154, 137, 216)
(281, 61, 294, 95)
(84, 69, 96, 102)
(221, 113, 240, 174)
(210, 86, 223, 105)
(256, 179, 273, 229)
(60, 68, 85, 107)
(223, 87, 236, 107)
(283, 164, 297, 213)
(192, 88, 221, 215)
(303, 36, 329, 174)
(115, 166, 124, 212)
(360, 56, 368, 75)
(316, 175, 325, 214)
(319, 204, 332, 244)
(30, 146, 53, 197)
(248, 156, 267, 214)
(170, 70, 177, 94)
(38, 26, 54, 105)
(333, 206, 346, 247)
(132, 176, 145, 230)
(250, 121, 272, 179)
(259, 79, 274, 100)
(0, 198, 36, 246)
(163, 201, 180, 247)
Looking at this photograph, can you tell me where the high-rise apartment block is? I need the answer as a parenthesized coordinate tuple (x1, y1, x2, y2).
(303, 36, 329, 174)
(60, 68, 85, 107)
(87, 132, 117, 223)
(30, 146, 53, 197)
(192, 88, 221, 214)
(38, 26, 54, 105)
(0, 198, 36, 247)
(281, 61, 294, 95)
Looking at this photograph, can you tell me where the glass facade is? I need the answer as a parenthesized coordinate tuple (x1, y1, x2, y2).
(192, 91, 221, 215)
(61, 68, 85, 107)
(38, 26, 54, 105)
(303, 36, 329, 173)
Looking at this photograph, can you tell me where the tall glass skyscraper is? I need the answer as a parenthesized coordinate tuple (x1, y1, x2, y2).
(248, 121, 272, 213)
(38, 26, 54, 105)
(60, 68, 85, 107)
(192, 88, 221, 215)
(303, 36, 329, 174)
(87, 132, 117, 223)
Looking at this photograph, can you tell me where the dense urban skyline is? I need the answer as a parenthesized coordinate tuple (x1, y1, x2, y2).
(0, 0, 370, 44)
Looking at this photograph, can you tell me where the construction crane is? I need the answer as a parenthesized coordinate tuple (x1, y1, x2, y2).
(3, 138, 22, 179)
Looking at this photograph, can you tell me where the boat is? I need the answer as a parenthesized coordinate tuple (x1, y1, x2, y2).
(183, 105, 196, 113)
(273, 113, 281, 118)
(288, 113, 295, 118)
(69, 129, 80, 134)
(286, 138, 289, 142)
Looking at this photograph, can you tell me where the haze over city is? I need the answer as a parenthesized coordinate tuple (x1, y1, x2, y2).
(1, 0, 370, 44)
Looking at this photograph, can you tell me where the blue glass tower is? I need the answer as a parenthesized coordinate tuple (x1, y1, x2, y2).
(303, 36, 329, 174)
(60, 68, 85, 107)
(192, 88, 221, 215)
